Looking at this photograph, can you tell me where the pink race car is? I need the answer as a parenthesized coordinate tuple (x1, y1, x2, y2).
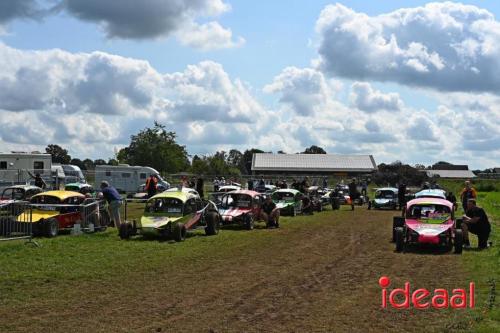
(392, 197, 463, 254)
(218, 190, 265, 230)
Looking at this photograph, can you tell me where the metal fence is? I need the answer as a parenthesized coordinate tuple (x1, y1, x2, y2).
(0, 200, 34, 243)
(0, 199, 110, 243)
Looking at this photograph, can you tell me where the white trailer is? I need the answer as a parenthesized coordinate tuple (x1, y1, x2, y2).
(0, 152, 53, 189)
(62, 164, 86, 183)
(94, 164, 170, 193)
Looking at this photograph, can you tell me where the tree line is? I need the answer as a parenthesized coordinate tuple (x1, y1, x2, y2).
(43, 122, 489, 179)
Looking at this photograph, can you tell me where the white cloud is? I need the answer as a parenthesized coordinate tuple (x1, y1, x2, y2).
(0, 43, 264, 158)
(263, 67, 340, 116)
(350, 82, 403, 112)
(316, 2, 500, 93)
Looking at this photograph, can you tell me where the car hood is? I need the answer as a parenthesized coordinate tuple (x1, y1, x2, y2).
(17, 209, 59, 223)
(374, 198, 394, 204)
(219, 207, 251, 218)
(141, 215, 182, 229)
(275, 201, 293, 209)
(406, 219, 454, 236)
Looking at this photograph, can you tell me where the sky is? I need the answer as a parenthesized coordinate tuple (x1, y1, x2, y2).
(0, 0, 499, 169)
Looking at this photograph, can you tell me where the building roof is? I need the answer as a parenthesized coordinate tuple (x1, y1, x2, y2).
(251, 153, 377, 172)
(425, 170, 477, 178)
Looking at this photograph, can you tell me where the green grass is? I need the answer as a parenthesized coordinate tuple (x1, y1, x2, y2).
(460, 191, 500, 332)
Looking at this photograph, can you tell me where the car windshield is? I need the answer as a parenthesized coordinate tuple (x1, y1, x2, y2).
(272, 192, 295, 201)
(1, 188, 25, 200)
(407, 204, 451, 223)
(375, 190, 395, 199)
(221, 194, 252, 208)
(145, 198, 184, 215)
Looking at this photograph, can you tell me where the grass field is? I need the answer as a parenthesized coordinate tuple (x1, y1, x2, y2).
(0, 181, 498, 332)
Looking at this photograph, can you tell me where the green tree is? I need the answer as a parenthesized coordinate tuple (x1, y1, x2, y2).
(69, 158, 85, 170)
(82, 159, 95, 171)
(122, 122, 189, 173)
(94, 159, 107, 166)
(303, 145, 327, 154)
(45, 144, 71, 164)
(241, 148, 264, 174)
(227, 149, 243, 168)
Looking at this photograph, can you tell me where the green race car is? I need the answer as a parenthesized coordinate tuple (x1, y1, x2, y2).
(119, 191, 220, 241)
(271, 189, 303, 216)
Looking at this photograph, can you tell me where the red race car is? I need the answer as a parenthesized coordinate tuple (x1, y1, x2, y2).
(218, 190, 265, 230)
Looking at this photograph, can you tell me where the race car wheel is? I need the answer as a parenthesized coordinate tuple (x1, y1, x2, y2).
(205, 212, 220, 236)
(395, 227, 404, 252)
(173, 223, 186, 242)
(454, 229, 463, 254)
(331, 199, 340, 210)
(367, 201, 371, 210)
(119, 223, 130, 240)
(44, 218, 59, 238)
(392, 217, 405, 242)
(244, 215, 254, 230)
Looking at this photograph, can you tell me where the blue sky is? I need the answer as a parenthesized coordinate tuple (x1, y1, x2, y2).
(0, 1, 499, 169)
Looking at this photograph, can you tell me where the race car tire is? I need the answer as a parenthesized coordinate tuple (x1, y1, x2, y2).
(205, 212, 220, 236)
(395, 227, 404, 253)
(44, 218, 59, 238)
(392, 217, 405, 242)
(173, 223, 186, 242)
(244, 215, 254, 230)
(331, 199, 340, 210)
(119, 222, 130, 240)
(454, 229, 463, 254)
(367, 201, 371, 210)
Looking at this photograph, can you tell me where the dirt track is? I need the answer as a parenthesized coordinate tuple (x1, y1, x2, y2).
(1, 208, 471, 332)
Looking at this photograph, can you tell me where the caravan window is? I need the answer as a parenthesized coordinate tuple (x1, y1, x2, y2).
(34, 161, 44, 170)
(122, 173, 131, 178)
(140, 173, 147, 179)
(105, 171, 111, 176)
(0, 161, 7, 169)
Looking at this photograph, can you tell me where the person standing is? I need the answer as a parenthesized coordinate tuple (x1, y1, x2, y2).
(196, 177, 204, 198)
(145, 174, 158, 198)
(462, 199, 491, 249)
(460, 181, 477, 212)
(446, 191, 457, 211)
(99, 181, 122, 229)
(397, 182, 407, 210)
(348, 178, 358, 210)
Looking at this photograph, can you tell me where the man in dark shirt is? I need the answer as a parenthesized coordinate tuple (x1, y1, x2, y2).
(260, 196, 280, 228)
(462, 199, 491, 249)
(348, 178, 358, 210)
(398, 182, 407, 210)
(196, 177, 204, 198)
(302, 195, 313, 215)
(99, 181, 122, 229)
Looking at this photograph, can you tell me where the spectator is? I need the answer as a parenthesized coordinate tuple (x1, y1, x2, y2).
(261, 196, 280, 228)
(145, 174, 158, 198)
(196, 177, 204, 198)
(322, 177, 328, 189)
(301, 194, 313, 215)
(462, 199, 491, 249)
(348, 178, 359, 210)
(398, 182, 407, 210)
(446, 191, 457, 211)
(460, 181, 477, 212)
(259, 177, 265, 187)
(27, 171, 47, 189)
(247, 178, 254, 191)
(99, 181, 122, 229)
(213, 178, 220, 192)
(361, 179, 368, 196)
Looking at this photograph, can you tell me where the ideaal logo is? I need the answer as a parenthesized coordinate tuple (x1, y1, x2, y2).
(379, 276, 474, 309)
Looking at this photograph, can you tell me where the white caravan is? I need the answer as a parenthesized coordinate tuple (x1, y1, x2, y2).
(62, 164, 86, 183)
(0, 152, 52, 189)
(94, 164, 170, 193)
